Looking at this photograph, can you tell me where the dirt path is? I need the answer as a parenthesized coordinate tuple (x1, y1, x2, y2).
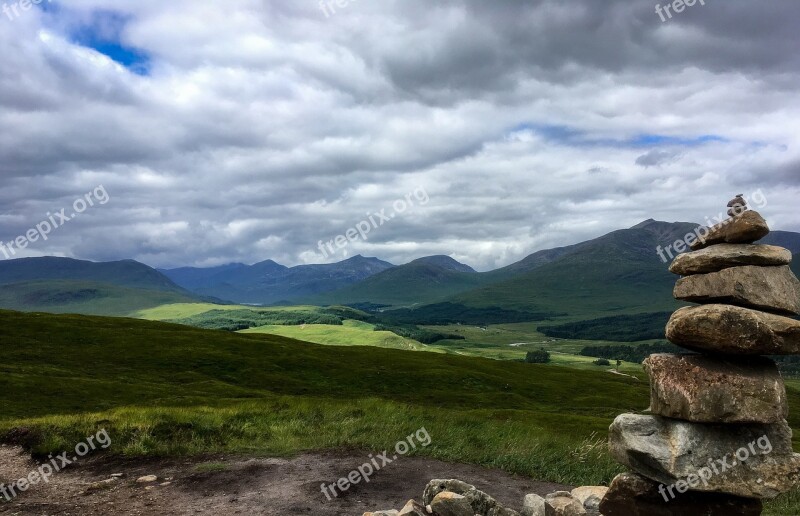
(0, 446, 569, 515)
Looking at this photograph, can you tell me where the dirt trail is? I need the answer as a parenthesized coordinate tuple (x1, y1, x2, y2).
(0, 446, 568, 515)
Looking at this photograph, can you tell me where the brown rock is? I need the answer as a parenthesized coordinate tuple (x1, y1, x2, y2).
(398, 500, 428, 516)
(609, 414, 800, 499)
(431, 492, 474, 516)
(666, 304, 800, 355)
(544, 491, 586, 515)
(669, 243, 792, 275)
(689, 210, 770, 250)
(569, 487, 607, 516)
(643, 353, 787, 423)
(673, 265, 800, 315)
(598, 472, 763, 516)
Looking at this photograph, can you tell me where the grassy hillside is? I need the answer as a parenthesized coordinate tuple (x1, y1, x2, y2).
(0, 309, 648, 483)
(0, 280, 197, 316)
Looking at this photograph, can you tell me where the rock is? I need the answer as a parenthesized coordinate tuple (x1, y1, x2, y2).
(135, 475, 158, 483)
(544, 491, 586, 515)
(666, 304, 800, 355)
(670, 243, 792, 275)
(608, 413, 800, 498)
(689, 210, 770, 250)
(673, 265, 800, 315)
(398, 500, 428, 516)
(643, 353, 788, 423)
(598, 471, 763, 516)
(423, 479, 500, 515)
(363, 512, 399, 516)
(569, 487, 607, 516)
(84, 477, 118, 493)
(726, 195, 747, 218)
(431, 492, 474, 516)
(521, 494, 546, 516)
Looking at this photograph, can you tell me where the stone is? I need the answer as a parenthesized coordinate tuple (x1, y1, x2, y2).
(727, 194, 747, 218)
(398, 499, 428, 516)
(135, 475, 158, 483)
(569, 487, 607, 516)
(689, 210, 770, 250)
(521, 493, 546, 516)
(669, 243, 792, 275)
(544, 491, 586, 515)
(666, 304, 800, 355)
(608, 413, 800, 498)
(363, 512, 399, 516)
(423, 479, 500, 515)
(598, 471, 763, 516)
(431, 492, 474, 516)
(643, 353, 788, 423)
(84, 477, 118, 493)
(673, 265, 800, 315)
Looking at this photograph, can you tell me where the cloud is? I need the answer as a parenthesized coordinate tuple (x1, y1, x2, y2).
(0, 0, 799, 271)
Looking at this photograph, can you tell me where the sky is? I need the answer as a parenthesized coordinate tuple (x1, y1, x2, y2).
(1, 0, 799, 271)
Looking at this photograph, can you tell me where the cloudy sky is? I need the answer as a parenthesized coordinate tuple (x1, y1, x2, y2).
(1, 0, 798, 271)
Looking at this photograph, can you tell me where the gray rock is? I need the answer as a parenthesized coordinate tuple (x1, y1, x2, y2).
(689, 210, 770, 250)
(673, 265, 800, 315)
(669, 243, 792, 275)
(431, 492, 474, 516)
(544, 492, 586, 515)
(423, 479, 499, 515)
(569, 487, 607, 516)
(666, 304, 800, 355)
(608, 413, 800, 498)
(598, 471, 763, 516)
(643, 353, 788, 423)
(521, 493, 546, 516)
(363, 512, 399, 516)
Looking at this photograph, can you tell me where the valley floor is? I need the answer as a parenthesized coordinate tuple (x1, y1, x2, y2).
(0, 446, 567, 515)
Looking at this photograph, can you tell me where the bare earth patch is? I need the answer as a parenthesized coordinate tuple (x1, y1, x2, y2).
(0, 445, 568, 515)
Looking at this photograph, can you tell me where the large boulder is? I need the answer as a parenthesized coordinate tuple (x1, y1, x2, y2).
(673, 265, 800, 315)
(689, 210, 770, 250)
(608, 414, 800, 498)
(669, 243, 792, 275)
(598, 472, 763, 516)
(666, 304, 800, 355)
(643, 353, 787, 423)
(569, 487, 607, 516)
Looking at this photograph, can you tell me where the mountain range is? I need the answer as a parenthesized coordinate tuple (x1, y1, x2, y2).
(1, 220, 798, 318)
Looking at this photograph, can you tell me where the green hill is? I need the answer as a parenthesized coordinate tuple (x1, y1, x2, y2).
(449, 220, 698, 317)
(0, 280, 198, 316)
(309, 256, 488, 306)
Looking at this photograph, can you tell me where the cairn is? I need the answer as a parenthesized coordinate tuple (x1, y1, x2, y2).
(600, 198, 800, 515)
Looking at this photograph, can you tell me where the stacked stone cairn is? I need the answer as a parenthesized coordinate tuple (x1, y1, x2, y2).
(599, 197, 800, 515)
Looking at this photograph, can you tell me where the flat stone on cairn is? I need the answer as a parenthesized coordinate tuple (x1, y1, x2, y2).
(601, 198, 800, 514)
(643, 353, 788, 424)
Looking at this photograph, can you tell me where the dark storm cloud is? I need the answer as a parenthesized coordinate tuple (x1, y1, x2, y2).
(0, 0, 798, 270)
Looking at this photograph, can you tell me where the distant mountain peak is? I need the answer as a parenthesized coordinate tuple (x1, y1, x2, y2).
(410, 255, 476, 273)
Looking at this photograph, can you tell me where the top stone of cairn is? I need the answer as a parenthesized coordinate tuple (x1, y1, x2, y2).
(689, 195, 770, 251)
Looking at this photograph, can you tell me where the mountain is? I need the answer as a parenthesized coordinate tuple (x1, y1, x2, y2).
(308, 255, 485, 307)
(448, 220, 700, 316)
(0, 257, 201, 315)
(0, 257, 188, 293)
(162, 255, 394, 304)
(761, 231, 800, 277)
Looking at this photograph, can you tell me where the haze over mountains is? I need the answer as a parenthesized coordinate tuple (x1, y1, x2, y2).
(2, 220, 799, 318)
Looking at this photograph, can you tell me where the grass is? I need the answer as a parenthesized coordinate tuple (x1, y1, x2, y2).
(1, 309, 797, 513)
(240, 319, 431, 351)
